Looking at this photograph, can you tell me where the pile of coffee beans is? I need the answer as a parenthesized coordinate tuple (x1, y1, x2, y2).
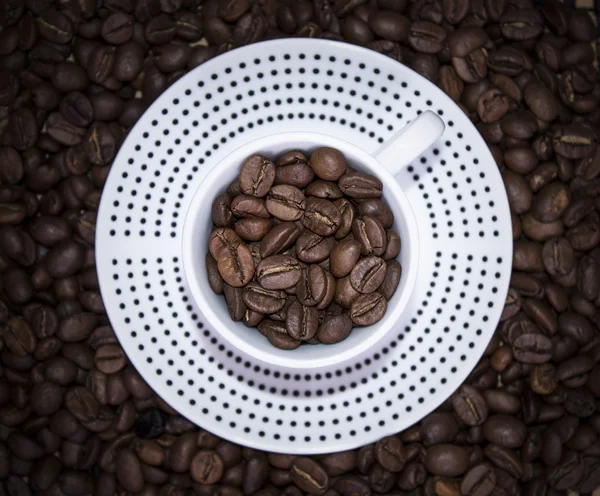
(1, 0, 600, 494)
(207, 148, 402, 349)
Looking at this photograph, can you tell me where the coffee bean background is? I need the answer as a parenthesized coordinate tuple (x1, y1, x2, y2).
(1, 1, 600, 496)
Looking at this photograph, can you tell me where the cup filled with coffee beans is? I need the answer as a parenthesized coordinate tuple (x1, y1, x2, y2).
(183, 112, 444, 368)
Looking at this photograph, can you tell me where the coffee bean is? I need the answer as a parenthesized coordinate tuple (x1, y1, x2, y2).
(260, 222, 301, 258)
(408, 20, 446, 54)
(3, 267, 34, 304)
(358, 199, 394, 228)
(221, 283, 245, 322)
(256, 255, 303, 290)
(452, 385, 488, 426)
(461, 463, 497, 495)
(301, 197, 341, 236)
(217, 243, 254, 287)
(8, 107, 38, 151)
(341, 15, 374, 45)
(2, 317, 36, 356)
(330, 238, 361, 278)
(275, 155, 315, 188)
(372, 436, 405, 473)
(420, 412, 459, 446)
(483, 415, 527, 448)
(512, 333, 553, 364)
(234, 216, 271, 241)
(553, 124, 596, 160)
(285, 300, 318, 341)
(266, 185, 305, 221)
(231, 195, 269, 219)
(350, 291, 386, 325)
(144, 14, 176, 45)
(94, 344, 126, 374)
(424, 444, 469, 477)
(37, 9, 74, 44)
(379, 259, 402, 300)
(333, 198, 355, 239)
(239, 155, 276, 197)
(352, 216, 387, 256)
(542, 237, 574, 277)
(290, 457, 329, 495)
(243, 282, 286, 314)
(310, 147, 347, 181)
(0, 147, 23, 185)
(206, 253, 224, 294)
(350, 256, 386, 294)
(56, 312, 98, 343)
(338, 171, 382, 198)
(296, 264, 327, 307)
(334, 275, 360, 309)
(305, 180, 343, 200)
(101, 13, 133, 45)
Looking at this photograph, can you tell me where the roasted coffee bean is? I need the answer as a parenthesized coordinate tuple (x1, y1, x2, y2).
(461, 463, 497, 495)
(231, 195, 269, 219)
(352, 216, 386, 256)
(333, 198, 355, 239)
(424, 444, 469, 477)
(285, 300, 318, 341)
(239, 155, 276, 197)
(369, 11, 410, 42)
(290, 457, 328, 495)
(144, 14, 176, 45)
(452, 48, 488, 83)
(266, 326, 300, 350)
(305, 180, 343, 199)
(256, 255, 303, 290)
(329, 270, 357, 307)
(330, 238, 362, 278)
(234, 216, 271, 241)
(209, 228, 242, 261)
(275, 156, 315, 188)
(477, 88, 509, 123)
(310, 147, 347, 181)
(294, 230, 334, 263)
(94, 344, 126, 374)
(218, 243, 254, 287)
(483, 415, 527, 448)
(452, 385, 488, 426)
(101, 13, 133, 44)
(266, 185, 305, 221)
(374, 436, 405, 472)
(383, 230, 401, 260)
(113, 41, 144, 82)
(37, 9, 74, 44)
(349, 256, 386, 294)
(341, 15, 374, 45)
(316, 314, 353, 344)
(338, 171, 382, 198)
(0, 146, 23, 185)
(553, 124, 596, 160)
(243, 282, 286, 314)
(350, 291, 386, 326)
(379, 260, 402, 300)
(542, 237, 574, 278)
(408, 21, 446, 54)
(296, 264, 327, 307)
(206, 253, 224, 294)
(301, 197, 341, 236)
(260, 222, 301, 258)
(357, 199, 394, 228)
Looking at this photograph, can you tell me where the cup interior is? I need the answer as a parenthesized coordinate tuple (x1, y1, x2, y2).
(182, 132, 419, 369)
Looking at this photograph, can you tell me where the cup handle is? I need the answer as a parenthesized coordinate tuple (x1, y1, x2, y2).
(373, 110, 445, 177)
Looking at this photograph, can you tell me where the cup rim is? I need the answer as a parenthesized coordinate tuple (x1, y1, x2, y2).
(182, 131, 420, 369)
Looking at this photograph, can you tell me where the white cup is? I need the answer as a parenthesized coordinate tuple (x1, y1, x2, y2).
(183, 111, 444, 369)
